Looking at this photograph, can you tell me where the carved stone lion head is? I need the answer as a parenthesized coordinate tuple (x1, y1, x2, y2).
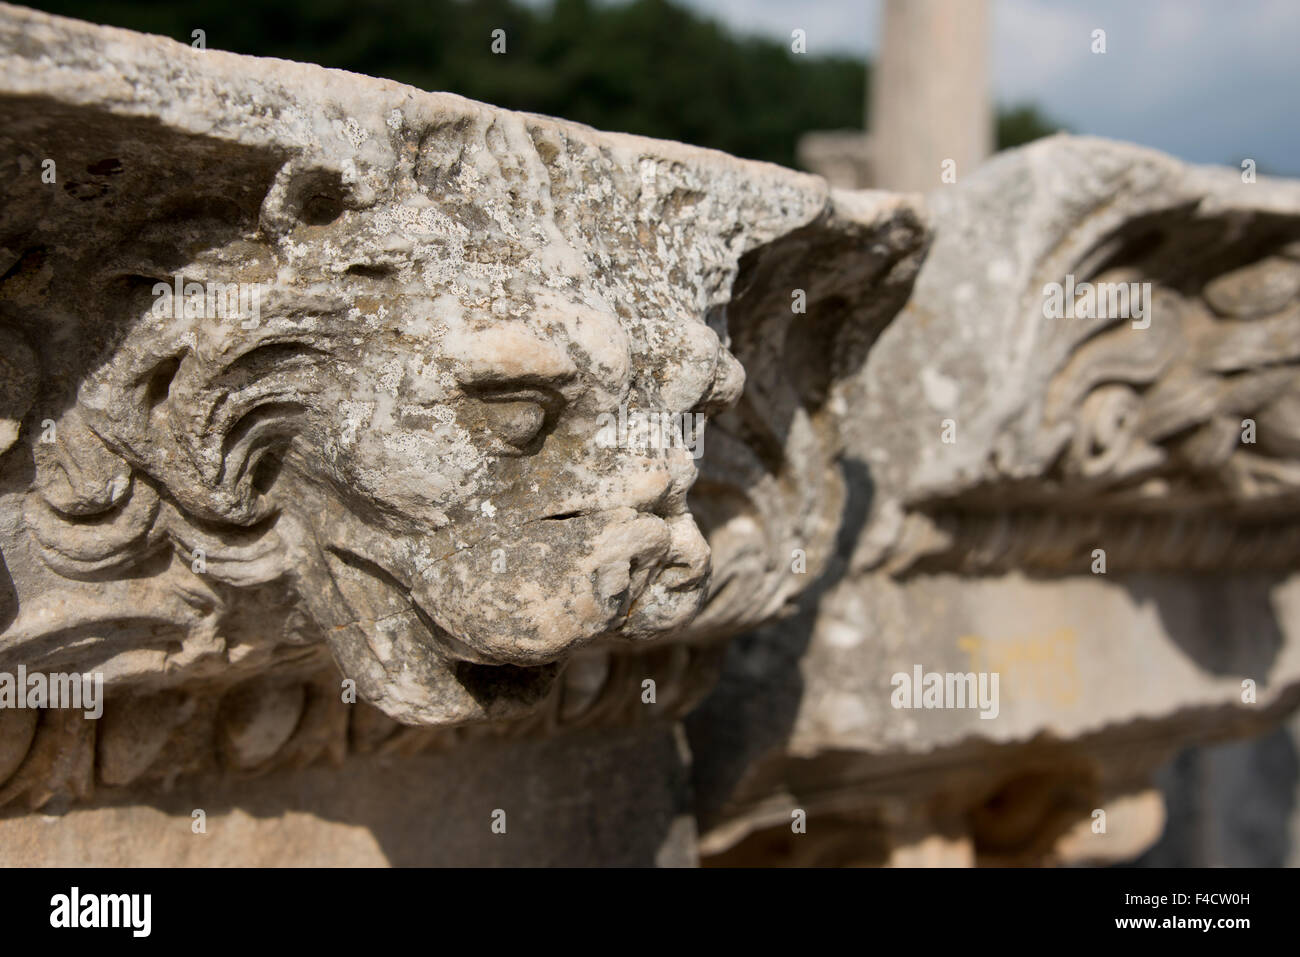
(1, 64, 859, 723)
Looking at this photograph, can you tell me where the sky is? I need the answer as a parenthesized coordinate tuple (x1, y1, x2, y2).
(676, 0, 1300, 176)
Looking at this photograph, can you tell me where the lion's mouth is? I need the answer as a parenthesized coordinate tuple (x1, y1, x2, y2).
(405, 598, 499, 665)
(444, 657, 562, 708)
(322, 545, 501, 665)
(307, 498, 713, 724)
(321, 503, 709, 669)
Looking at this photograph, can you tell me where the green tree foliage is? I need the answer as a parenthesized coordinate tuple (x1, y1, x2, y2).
(997, 103, 1067, 149)
(31, 0, 1060, 169)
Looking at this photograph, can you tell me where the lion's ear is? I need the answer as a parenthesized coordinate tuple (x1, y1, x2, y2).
(258, 159, 359, 240)
(68, 310, 322, 527)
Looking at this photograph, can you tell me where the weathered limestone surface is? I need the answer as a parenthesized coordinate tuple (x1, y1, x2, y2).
(689, 137, 1300, 865)
(3, 7, 1298, 867)
(0, 722, 699, 867)
(0, 3, 930, 846)
(795, 130, 874, 191)
(850, 136, 1300, 535)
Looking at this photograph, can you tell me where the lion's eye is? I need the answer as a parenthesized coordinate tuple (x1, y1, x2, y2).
(467, 386, 561, 454)
(482, 399, 546, 449)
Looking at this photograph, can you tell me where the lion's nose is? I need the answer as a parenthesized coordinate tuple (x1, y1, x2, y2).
(655, 513, 711, 589)
(655, 320, 745, 416)
(699, 348, 745, 413)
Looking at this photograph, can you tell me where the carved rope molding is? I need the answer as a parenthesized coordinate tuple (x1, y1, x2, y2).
(0, 8, 928, 806)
